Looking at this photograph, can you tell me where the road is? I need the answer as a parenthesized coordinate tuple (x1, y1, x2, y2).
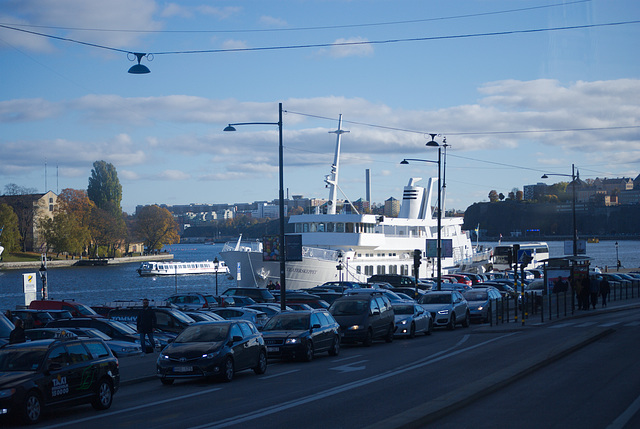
(4, 308, 639, 429)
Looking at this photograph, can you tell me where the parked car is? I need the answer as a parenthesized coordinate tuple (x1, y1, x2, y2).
(24, 327, 144, 358)
(181, 310, 226, 323)
(481, 281, 517, 299)
(419, 291, 470, 330)
(108, 306, 195, 335)
(0, 336, 119, 424)
(9, 309, 54, 329)
(45, 317, 152, 347)
(392, 303, 432, 338)
(156, 320, 267, 384)
(166, 293, 218, 310)
(442, 274, 473, 286)
(367, 274, 421, 289)
(329, 293, 395, 346)
(214, 295, 257, 307)
(391, 287, 427, 301)
(272, 291, 331, 309)
(221, 288, 276, 303)
(302, 288, 344, 304)
(210, 307, 269, 329)
(245, 303, 290, 318)
(345, 288, 411, 304)
(0, 313, 14, 347)
(29, 299, 103, 319)
(463, 287, 503, 322)
(286, 303, 315, 311)
(315, 281, 361, 293)
(261, 310, 341, 361)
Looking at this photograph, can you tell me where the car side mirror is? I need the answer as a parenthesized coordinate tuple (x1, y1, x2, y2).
(232, 335, 243, 343)
(371, 308, 380, 316)
(311, 323, 321, 330)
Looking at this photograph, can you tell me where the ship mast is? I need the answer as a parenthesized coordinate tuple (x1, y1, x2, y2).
(324, 115, 349, 214)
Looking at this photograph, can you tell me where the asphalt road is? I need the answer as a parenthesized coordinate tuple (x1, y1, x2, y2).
(3, 305, 639, 429)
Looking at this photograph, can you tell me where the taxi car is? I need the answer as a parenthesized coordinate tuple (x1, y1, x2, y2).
(0, 335, 119, 424)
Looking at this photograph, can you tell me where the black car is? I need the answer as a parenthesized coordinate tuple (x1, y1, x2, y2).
(46, 317, 140, 344)
(329, 293, 395, 346)
(156, 320, 267, 384)
(221, 288, 276, 303)
(261, 310, 341, 361)
(108, 306, 195, 335)
(0, 336, 119, 424)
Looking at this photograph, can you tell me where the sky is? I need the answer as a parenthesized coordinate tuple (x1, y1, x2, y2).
(1, 0, 639, 215)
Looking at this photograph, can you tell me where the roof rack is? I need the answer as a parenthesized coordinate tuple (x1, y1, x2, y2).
(103, 299, 173, 309)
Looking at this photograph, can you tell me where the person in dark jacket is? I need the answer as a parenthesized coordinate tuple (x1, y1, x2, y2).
(600, 277, 610, 307)
(9, 318, 26, 344)
(589, 276, 600, 309)
(136, 299, 157, 353)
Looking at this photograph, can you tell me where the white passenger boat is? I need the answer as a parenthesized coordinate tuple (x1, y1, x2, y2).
(220, 116, 491, 289)
(137, 260, 230, 277)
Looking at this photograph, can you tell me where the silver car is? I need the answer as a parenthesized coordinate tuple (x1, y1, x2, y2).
(393, 303, 432, 337)
(418, 291, 470, 330)
(211, 307, 269, 329)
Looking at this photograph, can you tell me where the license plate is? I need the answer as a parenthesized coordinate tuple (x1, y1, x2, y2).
(267, 346, 279, 353)
(173, 366, 193, 372)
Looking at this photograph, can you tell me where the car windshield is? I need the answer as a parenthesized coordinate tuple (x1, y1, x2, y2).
(168, 310, 196, 324)
(76, 304, 99, 316)
(175, 324, 229, 342)
(49, 311, 72, 319)
(330, 300, 367, 316)
(463, 291, 488, 301)
(421, 294, 452, 305)
(107, 319, 137, 335)
(263, 314, 310, 331)
(393, 305, 415, 315)
(0, 347, 46, 371)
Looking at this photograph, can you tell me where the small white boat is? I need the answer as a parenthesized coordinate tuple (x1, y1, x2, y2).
(137, 260, 230, 277)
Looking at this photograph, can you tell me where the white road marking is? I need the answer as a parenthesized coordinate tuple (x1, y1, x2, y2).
(606, 392, 640, 429)
(259, 369, 300, 380)
(331, 354, 363, 363)
(574, 322, 597, 327)
(330, 360, 368, 373)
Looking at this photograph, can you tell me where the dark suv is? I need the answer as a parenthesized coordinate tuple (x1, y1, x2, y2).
(108, 306, 195, 334)
(329, 293, 395, 346)
(0, 336, 119, 424)
(222, 288, 275, 303)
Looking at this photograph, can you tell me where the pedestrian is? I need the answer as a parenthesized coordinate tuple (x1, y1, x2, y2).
(589, 276, 600, 310)
(275, 281, 281, 290)
(580, 278, 591, 310)
(9, 318, 26, 344)
(267, 280, 275, 290)
(553, 276, 568, 294)
(600, 276, 610, 307)
(136, 298, 157, 353)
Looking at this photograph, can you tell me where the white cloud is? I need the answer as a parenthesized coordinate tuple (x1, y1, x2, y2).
(221, 39, 249, 51)
(259, 16, 287, 28)
(156, 170, 190, 180)
(319, 37, 374, 58)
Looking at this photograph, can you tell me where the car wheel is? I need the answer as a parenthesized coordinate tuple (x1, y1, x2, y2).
(363, 329, 373, 347)
(385, 324, 394, 343)
(221, 357, 234, 382)
(22, 390, 42, 424)
(328, 335, 340, 356)
(425, 319, 433, 336)
(302, 341, 314, 362)
(462, 311, 470, 328)
(409, 322, 416, 339)
(91, 379, 114, 410)
(160, 378, 174, 385)
(253, 350, 267, 374)
(447, 314, 456, 330)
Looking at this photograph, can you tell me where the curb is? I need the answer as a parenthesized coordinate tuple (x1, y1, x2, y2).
(365, 327, 614, 429)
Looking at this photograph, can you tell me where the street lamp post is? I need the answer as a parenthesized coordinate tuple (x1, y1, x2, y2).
(224, 103, 287, 311)
(400, 133, 443, 291)
(214, 256, 219, 295)
(615, 241, 620, 271)
(542, 164, 578, 256)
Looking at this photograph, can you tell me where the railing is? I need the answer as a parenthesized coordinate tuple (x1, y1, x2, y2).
(486, 279, 639, 326)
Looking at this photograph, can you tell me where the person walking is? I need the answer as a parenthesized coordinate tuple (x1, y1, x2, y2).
(589, 276, 600, 310)
(600, 276, 610, 307)
(9, 318, 26, 344)
(137, 298, 157, 353)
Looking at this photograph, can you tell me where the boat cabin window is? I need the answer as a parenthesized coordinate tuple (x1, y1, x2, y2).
(336, 223, 344, 233)
(309, 223, 317, 232)
(345, 223, 354, 233)
(389, 265, 397, 274)
(356, 266, 362, 274)
(317, 223, 325, 232)
(327, 223, 335, 232)
(376, 265, 385, 275)
(400, 265, 409, 275)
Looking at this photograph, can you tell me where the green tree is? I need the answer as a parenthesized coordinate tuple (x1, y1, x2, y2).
(89, 207, 126, 258)
(134, 205, 180, 251)
(0, 203, 21, 253)
(87, 161, 122, 216)
(39, 212, 89, 256)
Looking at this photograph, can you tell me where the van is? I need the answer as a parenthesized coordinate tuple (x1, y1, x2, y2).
(29, 300, 103, 319)
(328, 293, 395, 346)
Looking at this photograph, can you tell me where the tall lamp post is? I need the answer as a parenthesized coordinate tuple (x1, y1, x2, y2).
(224, 103, 287, 311)
(542, 164, 578, 257)
(214, 256, 219, 295)
(615, 241, 620, 271)
(400, 133, 442, 291)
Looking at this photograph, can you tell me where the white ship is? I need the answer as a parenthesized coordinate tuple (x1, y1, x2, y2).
(220, 116, 491, 290)
(137, 260, 230, 277)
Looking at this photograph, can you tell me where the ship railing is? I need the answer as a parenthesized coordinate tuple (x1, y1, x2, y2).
(302, 247, 341, 261)
(221, 241, 262, 252)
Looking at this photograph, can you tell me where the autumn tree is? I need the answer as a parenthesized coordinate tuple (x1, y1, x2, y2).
(0, 203, 21, 253)
(88, 207, 127, 258)
(39, 213, 89, 256)
(134, 205, 180, 251)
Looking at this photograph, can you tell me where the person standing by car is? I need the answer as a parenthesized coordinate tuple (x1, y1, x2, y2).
(589, 276, 600, 310)
(9, 318, 26, 344)
(600, 276, 610, 307)
(137, 299, 157, 353)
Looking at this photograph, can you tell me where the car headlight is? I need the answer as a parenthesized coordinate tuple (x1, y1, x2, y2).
(285, 338, 300, 344)
(437, 309, 450, 315)
(160, 354, 170, 360)
(477, 306, 484, 311)
(0, 388, 15, 399)
(202, 351, 219, 359)
(397, 319, 409, 325)
(347, 325, 361, 330)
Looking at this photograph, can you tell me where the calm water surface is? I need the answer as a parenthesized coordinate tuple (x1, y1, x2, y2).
(1, 241, 638, 312)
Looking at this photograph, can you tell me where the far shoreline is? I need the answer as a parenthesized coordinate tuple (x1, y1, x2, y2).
(0, 253, 174, 271)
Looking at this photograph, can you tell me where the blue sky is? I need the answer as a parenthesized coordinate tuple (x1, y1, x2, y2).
(1, 0, 639, 215)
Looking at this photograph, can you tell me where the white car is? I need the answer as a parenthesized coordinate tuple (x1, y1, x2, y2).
(418, 291, 470, 330)
(392, 303, 432, 337)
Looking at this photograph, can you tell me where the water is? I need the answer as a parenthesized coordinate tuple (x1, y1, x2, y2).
(1, 241, 638, 312)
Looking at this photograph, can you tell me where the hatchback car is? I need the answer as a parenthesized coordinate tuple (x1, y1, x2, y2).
(261, 310, 341, 361)
(392, 303, 432, 337)
(24, 327, 144, 358)
(329, 293, 395, 346)
(221, 288, 276, 303)
(419, 291, 470, 329)
(463, 287, 503, 322)
(108, 306, 195, 335)
(0, 336, 119, 424)
(166, 293, 218, 310)
(156, 321, 267, 384)
(9, 310, 54, 329)
(29, 300, 103, 319)
(210, 307, 269, 329)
